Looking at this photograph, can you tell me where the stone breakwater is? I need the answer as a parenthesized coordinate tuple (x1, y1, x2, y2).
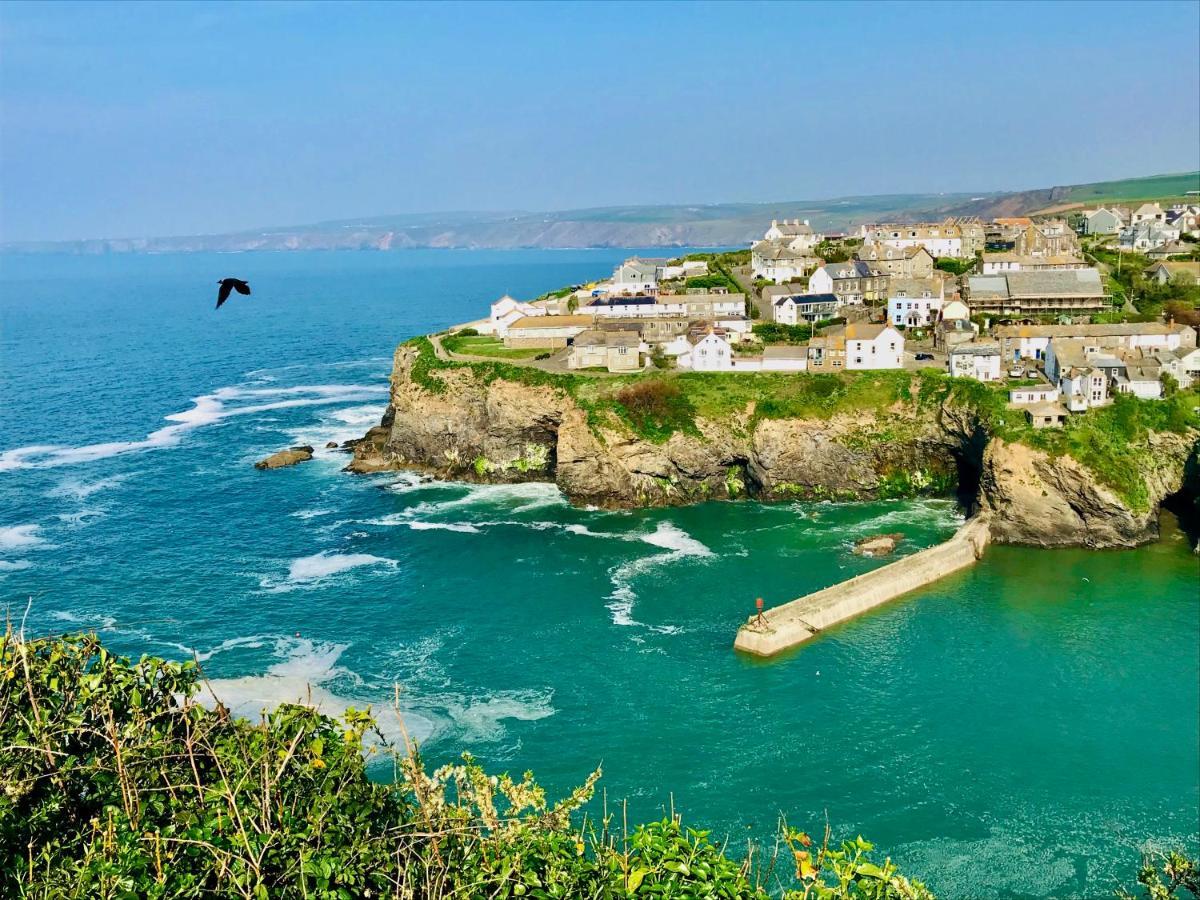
(734, 516, 993, 657)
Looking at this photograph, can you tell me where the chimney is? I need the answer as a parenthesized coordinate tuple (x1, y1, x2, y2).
(803, 219, 810, 226)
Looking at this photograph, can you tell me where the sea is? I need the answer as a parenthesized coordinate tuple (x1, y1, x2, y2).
(1, 249, 1197, 898)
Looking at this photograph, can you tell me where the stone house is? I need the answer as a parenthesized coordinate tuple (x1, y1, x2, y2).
(855, 243, 935, 278)
(567, 329, 643, 372)
(859, 218, 984, 258)
(763, 218, 823, 252)
(751, 240, 821, 283)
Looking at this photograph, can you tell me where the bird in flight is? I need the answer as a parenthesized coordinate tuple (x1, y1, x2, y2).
(216, 278, 251, 310)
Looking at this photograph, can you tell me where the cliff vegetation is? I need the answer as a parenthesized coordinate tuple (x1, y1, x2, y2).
(2, 632, 937, 899)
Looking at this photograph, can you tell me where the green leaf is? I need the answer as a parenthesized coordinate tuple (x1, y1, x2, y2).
(627, 868, 650, 893)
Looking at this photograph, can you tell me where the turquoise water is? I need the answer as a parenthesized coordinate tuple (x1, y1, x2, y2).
(1, 251, 1197, 898)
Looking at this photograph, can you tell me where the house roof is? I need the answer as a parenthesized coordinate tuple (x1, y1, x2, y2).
(823, 260, 880, 280)
(857, 243, 930, 262)
(968, 268, 1106, 299)
(1026, 401, 1069, 417)
(772, 292, 838, 307)
(1133, 203, 1164, 217)
(1145, 261, 1200, 276)
(889, 277, 944, 298)
(950, 342, 1000, 357)
(508, 315, 595, 330)
(589, 295, 656, 308)
(769, 219, 814, 236)
(995, 322, 1191, 338)
(763, 346, 809, 359)
(753, 240, 819, 262)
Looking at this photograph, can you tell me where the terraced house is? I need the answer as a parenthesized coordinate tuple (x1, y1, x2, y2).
(858, 217, 985, 259)
(808, 259, 889, 305)
(965, 268, 1109, 317)
(855, 242, 935, 278)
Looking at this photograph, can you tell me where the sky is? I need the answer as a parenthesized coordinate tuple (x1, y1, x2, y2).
(1, 0, 1198, 243)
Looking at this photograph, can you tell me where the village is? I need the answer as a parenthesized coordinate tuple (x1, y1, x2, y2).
(447, 200, 1200, 429)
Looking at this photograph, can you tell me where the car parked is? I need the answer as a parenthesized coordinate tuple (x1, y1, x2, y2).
(915, 352, 934, 361)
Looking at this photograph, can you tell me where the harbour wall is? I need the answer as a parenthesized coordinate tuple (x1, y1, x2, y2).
(734, 516, 992, 657)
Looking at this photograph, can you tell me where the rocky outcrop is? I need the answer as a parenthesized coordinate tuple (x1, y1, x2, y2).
(255, 446, 314, 470)
(350, 342, 1200, 548)
(854, 534, 904, 557)
(978, 434, 1198, 547)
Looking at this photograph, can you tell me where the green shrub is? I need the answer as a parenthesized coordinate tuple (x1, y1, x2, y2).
(0, 632, 937, 899)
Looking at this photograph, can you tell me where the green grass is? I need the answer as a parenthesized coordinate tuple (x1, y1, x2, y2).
(1058, 171, 1200, 205)
(442, 333, 549, 360)
(408, 338, 1200, 508)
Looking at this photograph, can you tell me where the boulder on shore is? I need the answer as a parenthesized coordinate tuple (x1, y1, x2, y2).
(853, 533, 904, 557)
(254, 446, 314, 470)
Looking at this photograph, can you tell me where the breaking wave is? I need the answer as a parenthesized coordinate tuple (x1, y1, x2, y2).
(606, 522, 713, 633)
(0, 383, 387, 470)
(261, 551, 398, 592)
(0, 524, 47, 550)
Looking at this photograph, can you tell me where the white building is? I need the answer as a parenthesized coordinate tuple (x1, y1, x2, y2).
(1009, 386, 1061, 405)
(1120, 220, 1182, 251)
(764, 218, 823, 252)
(948, 343, 1002, 382)
(840, 323, 905, 370)
(1060, 366, 1111, 411)
(488, 294, 548, 336)
(608, 257, 669, 296)
(764, 289, 839, 325)
(995, 322, 1197, 365)
(887, 277, 945, 327)
(859, 219, 983, 259)
(658, 260, 708, 280)
(682, 329, 735, 371)
(750, 241, 820, 283)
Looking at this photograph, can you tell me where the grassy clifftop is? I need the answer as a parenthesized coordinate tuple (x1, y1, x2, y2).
(408, 336, 1200, 511)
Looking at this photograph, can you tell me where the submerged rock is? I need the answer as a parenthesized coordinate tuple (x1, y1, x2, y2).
(853, 533, 904, 557)
(254, 446, 314, 470)
(325, 441, 339, 449)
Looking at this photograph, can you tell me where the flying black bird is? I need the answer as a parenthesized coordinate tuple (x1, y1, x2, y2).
(215, 278, 251, 310)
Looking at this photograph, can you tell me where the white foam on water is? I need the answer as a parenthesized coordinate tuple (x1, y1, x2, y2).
(404, 521, 482, 534)
(404, 481, 565, 518)
(46, 474, 130, 500)
(201, 636, 436, 746)
(261, 551, 398, 593)
(290, 508, 335, 520)
(439, 689, 556, 744)
(0, 525, 47, 551)
(56, 508, 106, 528)
(605, 521, 711, 633)
(0, 383, 388, 470)
(283, 402, 388, 450)
(0, 560, 32, 574)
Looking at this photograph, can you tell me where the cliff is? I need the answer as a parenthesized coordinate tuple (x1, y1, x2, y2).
(349, 340, 1200, 549)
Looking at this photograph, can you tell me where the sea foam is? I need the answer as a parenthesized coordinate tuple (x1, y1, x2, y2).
(0, 525, 47, 550)
(261, 551, 398, 592)
(0, 383, 388, 470)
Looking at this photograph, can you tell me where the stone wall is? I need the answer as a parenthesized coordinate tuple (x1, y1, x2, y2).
(733, 516, 992, 657)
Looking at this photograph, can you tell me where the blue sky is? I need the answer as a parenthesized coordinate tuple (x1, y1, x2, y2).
(1, 0, 1198, 242)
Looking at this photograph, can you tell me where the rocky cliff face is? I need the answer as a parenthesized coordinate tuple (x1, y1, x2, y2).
(350, 343, 1200, 549)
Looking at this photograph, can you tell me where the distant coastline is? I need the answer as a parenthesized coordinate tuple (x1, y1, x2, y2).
(6, 170, 1197, 255)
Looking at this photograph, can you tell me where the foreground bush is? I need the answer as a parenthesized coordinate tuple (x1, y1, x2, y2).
(1, 632, 1189, 898)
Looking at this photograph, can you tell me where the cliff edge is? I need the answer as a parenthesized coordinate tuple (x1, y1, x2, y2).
(349, 339, 1200, 549)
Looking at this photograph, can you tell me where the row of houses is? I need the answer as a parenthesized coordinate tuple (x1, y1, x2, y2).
(1079, 202, 1200, 250)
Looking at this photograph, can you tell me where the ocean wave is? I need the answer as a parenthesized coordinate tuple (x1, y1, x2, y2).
(0, 560, 32, 574)
(0, 383, 388, 470)
(282, 402, 388, 450)
(605, 522, 711, 633)
(290, 508, 335, 520)
(0, 524, 48, 551)
(838, 499, 964, 540)
(403, 481, 566, 517)
(46, 474, 130, 500)
(261, 551, 398, 592)
(404, 521, 482, 534)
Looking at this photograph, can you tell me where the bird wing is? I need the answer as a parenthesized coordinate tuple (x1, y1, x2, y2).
(216, 280, 233, 309)
(234, 280, 251, 295)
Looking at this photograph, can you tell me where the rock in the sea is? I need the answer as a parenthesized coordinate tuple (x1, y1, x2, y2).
(325, 441, 339, 449)
(853, 533, 904, 557)
(254, 446, 314, 470)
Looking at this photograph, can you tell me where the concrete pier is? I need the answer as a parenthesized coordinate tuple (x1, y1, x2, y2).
(734, 516, 992, 657)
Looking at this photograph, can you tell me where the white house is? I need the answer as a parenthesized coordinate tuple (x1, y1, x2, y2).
(760, 346, 809, 372)
(859, 219, 984, 259)
(996, 322, 1197, 365)
(682, 329, 735, 371)
(1130, 203, 1166, 225)
(657, 259, 708, 280)
(763, 219, 823, 252)
(887, 277, 945, 327)
(1059, 366, 1111, 411)
(948, 343, 1002, 382)
(1009, 386, 1061, 405)
(489, 294, 547, 336)
(838, 323, 904, 370)
(608, 257, 669, 296)
(1113, 363, 1163, 400)
(765, 290, 839, 325)
(1120, 220, 1181, 250)
(751, 241, 820, 283)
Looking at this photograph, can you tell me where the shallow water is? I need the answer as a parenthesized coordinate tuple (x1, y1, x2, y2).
(2, 251, 1197, 898)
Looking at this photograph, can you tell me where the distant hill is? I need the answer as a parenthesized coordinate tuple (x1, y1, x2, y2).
(5, 172, 1197, 255)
